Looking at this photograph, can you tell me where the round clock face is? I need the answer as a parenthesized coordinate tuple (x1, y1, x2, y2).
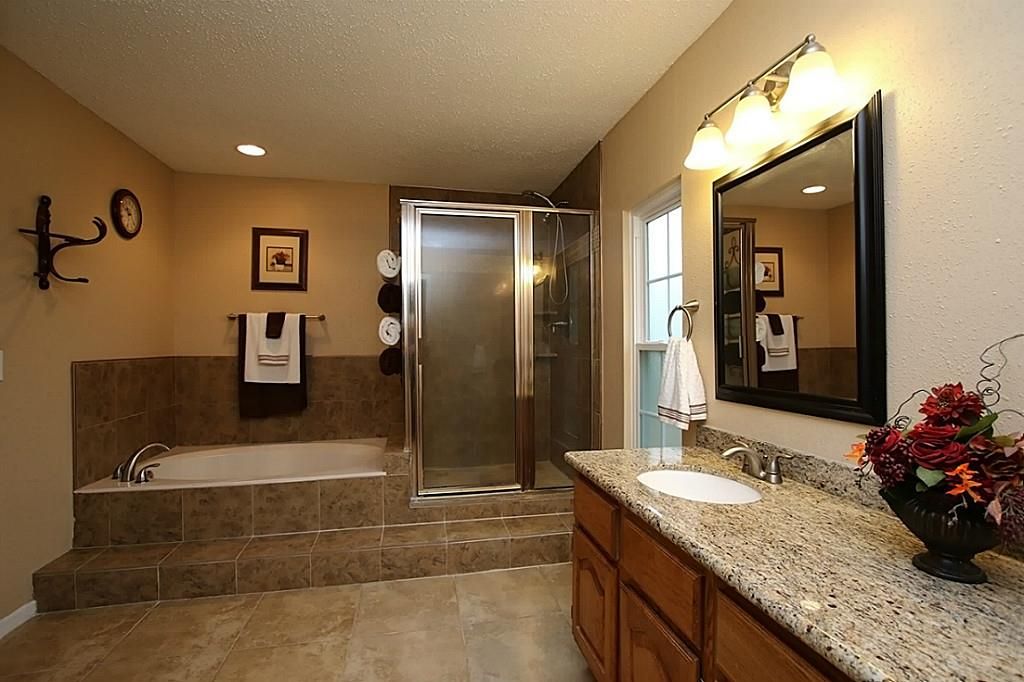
(111, 189, 142, 239)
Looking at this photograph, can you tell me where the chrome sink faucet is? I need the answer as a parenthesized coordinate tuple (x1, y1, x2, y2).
(113, 443, 170, 483)
(721, 442, 793, 485)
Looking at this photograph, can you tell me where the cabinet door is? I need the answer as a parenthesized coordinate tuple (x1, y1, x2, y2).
(572, 527, 617, 682)
(715, 592, 830, 682)
(619, 584, 700, 682)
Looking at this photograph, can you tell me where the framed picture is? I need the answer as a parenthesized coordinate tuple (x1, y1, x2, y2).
(754, 246, 784, 297)
(251, 227, 308, 291)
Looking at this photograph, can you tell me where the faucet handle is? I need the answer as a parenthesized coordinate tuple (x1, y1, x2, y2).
(763, 451, 794, 484)
(132, 463, 161, 484)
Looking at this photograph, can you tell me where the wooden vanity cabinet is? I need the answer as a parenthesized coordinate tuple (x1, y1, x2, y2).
(572, 475, 852, 682)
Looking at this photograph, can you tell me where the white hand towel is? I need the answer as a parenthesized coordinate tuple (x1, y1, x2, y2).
(376, 249, 401, 279)
(378, 316, 401, 346)
(657, 337, 707, 431)
(757, 314, 797, 372)
(245, 314, 301, 384)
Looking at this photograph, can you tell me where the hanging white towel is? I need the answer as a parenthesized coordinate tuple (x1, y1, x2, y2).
(378, 316, 401, 346)
(244, 314, 301, 383)
(756, 314, 797, 372)
(657, 337, 707, 431)
(376, 249, 401, 279)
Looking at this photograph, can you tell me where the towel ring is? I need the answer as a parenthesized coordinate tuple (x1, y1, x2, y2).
(667, 300, 700, 340)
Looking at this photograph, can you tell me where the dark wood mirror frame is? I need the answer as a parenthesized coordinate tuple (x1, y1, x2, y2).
(712, 91, 886, 425)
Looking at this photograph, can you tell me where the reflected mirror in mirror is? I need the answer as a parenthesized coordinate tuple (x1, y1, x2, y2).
(720, 129, 856, 399)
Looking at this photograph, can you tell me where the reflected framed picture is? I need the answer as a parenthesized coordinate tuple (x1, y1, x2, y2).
(754, 246, 784, 297)
(251, 227, 308, 291)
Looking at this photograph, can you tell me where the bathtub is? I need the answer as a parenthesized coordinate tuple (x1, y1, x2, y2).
(75, 438, 387, 493)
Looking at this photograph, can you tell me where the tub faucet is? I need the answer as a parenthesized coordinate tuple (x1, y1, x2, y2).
(721, 442, 793, 485)
(114, 443, 170, 483)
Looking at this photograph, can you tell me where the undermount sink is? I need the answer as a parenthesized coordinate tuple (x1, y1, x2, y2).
(637, 470, 761, 505)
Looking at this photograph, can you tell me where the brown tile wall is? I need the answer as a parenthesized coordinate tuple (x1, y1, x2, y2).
(71, 355, 403, 488)
(72, 358, 177, 489)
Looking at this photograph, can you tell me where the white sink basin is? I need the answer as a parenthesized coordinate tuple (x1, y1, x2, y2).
(637, 470, 761, 505)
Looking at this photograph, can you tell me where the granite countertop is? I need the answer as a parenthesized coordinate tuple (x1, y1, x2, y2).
(566, 447, 1024, 682)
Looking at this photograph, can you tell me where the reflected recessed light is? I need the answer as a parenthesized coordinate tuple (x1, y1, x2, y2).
(802, 185, 827, 194)
(236, 144, 266, 157)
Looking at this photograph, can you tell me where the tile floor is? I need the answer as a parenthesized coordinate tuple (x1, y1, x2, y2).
(0, 564, 593, 682)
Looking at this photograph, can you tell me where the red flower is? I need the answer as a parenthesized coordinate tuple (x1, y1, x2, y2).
(919, 383, 985, 426)
(863, 426, 913, 487)
(908, 422, 959, 442)
(909, 439, 969, 469)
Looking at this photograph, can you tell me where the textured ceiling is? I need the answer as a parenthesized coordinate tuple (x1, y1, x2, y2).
(0, 0, 731, 192)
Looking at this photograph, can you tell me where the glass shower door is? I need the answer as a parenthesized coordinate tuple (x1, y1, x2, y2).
(532, 211, 592, 489)
(416, 210, 520, 492)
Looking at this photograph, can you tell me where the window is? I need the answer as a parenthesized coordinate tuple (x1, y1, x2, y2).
(626, 187, 684, 448)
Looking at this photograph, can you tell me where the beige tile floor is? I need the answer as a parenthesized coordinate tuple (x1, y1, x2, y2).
(0, 564, 592, 682)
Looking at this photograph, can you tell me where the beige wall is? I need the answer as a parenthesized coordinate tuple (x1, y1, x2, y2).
(171, 174, 388, 357)
(826, 203, 856, 348)
(601, 0, 1024, 460)
(0, 48, 175, 617)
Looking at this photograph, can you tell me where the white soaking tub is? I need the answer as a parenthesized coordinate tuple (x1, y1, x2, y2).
(75, 438, 387, 493)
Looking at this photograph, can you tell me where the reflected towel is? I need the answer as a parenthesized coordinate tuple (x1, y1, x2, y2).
(756, 314, 797, 372)
(657, 338, 707, 431)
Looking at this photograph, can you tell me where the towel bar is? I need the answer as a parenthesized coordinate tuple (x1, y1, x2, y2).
(227, 313, 326, 321)
(667, 300, 699, 341)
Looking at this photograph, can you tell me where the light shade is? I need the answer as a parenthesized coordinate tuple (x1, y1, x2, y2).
(236, 144, 267, 157)
(780, 42, 840, 114)
(683, 119, 729, 170)
(725, 85, 778, 148)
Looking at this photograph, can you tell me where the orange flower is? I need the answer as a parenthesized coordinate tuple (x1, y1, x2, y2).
(945, 463, 984, 502)
(845, 442, 866, 463)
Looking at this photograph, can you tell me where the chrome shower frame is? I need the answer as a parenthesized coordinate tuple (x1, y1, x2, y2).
(400, 200, 598, 497)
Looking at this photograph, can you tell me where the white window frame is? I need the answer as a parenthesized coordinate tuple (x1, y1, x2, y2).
(622, 182, 682, 447)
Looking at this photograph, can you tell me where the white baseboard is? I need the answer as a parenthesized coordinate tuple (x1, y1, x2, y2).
(0, 600, 36, 640)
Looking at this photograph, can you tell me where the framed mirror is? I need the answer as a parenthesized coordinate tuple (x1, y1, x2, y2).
(713, 91, 886, 425)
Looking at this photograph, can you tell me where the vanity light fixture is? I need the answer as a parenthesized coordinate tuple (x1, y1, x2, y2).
(683, 34, 841, 171)
(801, 185, 827, 194)
(725, 84, 779, 148)
(236, 144, 267, 157)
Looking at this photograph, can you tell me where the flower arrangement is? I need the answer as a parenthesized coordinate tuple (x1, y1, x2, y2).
(849, 382, 1024, 544)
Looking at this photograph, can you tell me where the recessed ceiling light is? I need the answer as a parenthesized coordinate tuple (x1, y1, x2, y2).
(236, 144, 266, 157)
(801, 185, 827, 194)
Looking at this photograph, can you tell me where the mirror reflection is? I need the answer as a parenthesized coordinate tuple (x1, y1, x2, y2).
(718, 129, 857, 399)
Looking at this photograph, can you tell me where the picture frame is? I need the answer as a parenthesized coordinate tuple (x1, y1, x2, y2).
(754, 246, 784, 297)
(251, 227, 308, 291)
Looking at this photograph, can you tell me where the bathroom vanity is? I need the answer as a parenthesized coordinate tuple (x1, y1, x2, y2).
(566, 447, 1024, 682)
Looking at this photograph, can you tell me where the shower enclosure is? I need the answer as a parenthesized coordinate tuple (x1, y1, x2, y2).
(401, 200, 597, 496)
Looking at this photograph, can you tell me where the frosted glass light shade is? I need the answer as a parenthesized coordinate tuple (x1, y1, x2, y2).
(725, 87, 778, 147)
(683, 120, 728, 170)
(780, 49, 840, 114)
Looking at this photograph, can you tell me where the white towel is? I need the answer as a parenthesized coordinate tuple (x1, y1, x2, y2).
(657, 338, 707, 431)
(376, 249, 401, 279)
(378, 316, 401, 346)
(756, 314, 797, 372)
(244, 314, 301, 384)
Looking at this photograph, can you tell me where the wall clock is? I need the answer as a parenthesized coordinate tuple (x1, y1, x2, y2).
(110, 188, 142, 239)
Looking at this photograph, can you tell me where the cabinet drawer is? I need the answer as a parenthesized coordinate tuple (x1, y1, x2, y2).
(619, 585, 700, 682)
(716, 592, 830, 682)
(619, 517, 703, 649)
(572, 527, 618, 682)
(574, 478, 619, 558)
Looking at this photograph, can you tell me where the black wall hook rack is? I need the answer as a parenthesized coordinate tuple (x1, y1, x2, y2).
(17, 195, 107, 290)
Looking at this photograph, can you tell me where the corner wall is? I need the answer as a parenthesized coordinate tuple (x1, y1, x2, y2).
(601, 0, 1024, 461)
(0, 47, 175, 617)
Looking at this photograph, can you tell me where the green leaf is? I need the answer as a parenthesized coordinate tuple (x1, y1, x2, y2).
(916, 466, 947, 488)
(915, 482, 928, 493)
(993, 435, 1018, 448)
(956, 413, 998, 442)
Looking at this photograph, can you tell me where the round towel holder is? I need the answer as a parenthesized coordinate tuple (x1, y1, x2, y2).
(667, 300, 700, 340)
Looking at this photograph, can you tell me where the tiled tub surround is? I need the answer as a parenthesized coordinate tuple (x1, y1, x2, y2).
(72, 355, 403, 488)
(566, 446, 1024, 682)
(40, 500, 573, 611)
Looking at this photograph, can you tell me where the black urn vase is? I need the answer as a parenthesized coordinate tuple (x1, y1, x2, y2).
(880, 485, 1000, 584)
